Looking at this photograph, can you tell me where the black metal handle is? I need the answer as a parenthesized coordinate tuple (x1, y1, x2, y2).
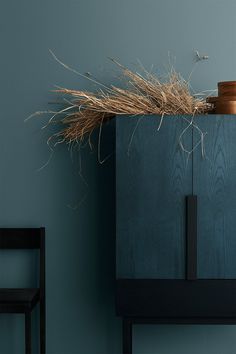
(186, 195, 197, 280)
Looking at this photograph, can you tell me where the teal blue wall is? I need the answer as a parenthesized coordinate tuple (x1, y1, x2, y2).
(1, 0, 236, 353)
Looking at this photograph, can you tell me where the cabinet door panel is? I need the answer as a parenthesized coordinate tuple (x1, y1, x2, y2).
(193, 115, 236, 279)
(116, 115, 192, 279)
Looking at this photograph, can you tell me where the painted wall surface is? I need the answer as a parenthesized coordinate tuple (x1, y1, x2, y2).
(1, 0, 236, 353)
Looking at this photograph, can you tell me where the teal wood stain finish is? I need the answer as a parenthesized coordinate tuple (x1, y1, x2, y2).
(193, 115, 236, 279)
(116, 115, 192, 279)
(117, 114, 236, 281)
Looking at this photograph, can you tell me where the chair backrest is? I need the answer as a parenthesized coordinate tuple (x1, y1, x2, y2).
(0, 228, 45, 292)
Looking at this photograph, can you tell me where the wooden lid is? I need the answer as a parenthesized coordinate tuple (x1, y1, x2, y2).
(218, 81, 236, 87)
(218, 81, 236, 96)
(207, 96, 236, 103)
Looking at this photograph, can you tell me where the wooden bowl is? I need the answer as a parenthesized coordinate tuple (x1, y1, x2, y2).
(215, 100, 236, 114)
(207, 82, 236, 113)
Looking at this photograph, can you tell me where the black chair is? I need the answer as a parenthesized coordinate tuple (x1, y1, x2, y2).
(0, 228, 46, 354)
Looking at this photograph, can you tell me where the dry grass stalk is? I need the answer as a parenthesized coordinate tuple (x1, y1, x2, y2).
(42, 59, 212, 145)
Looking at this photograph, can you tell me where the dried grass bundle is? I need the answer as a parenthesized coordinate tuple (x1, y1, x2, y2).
(37, 57, 212, 145)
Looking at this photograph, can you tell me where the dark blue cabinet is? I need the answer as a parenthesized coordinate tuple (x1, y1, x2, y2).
(115, 115, 236, 322)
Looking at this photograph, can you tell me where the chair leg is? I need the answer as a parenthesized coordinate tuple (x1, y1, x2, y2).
(123, 318, 132, 354)
(25, 312, 31, 354)
(40, 300, 46, 354)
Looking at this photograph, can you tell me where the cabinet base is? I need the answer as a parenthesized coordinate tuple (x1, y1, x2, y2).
(116, 279, 236, 322)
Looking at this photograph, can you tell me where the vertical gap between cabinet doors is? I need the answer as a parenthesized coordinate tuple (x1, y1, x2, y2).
(192, 125, 194, 195)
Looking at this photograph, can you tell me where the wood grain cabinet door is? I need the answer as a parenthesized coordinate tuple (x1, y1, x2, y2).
(116, 115, 192, 279)
(193, 115, 236, 279)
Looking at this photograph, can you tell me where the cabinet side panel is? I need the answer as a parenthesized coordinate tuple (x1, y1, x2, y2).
(116, 115, 192, 279)
(193, 115, 236, 279)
